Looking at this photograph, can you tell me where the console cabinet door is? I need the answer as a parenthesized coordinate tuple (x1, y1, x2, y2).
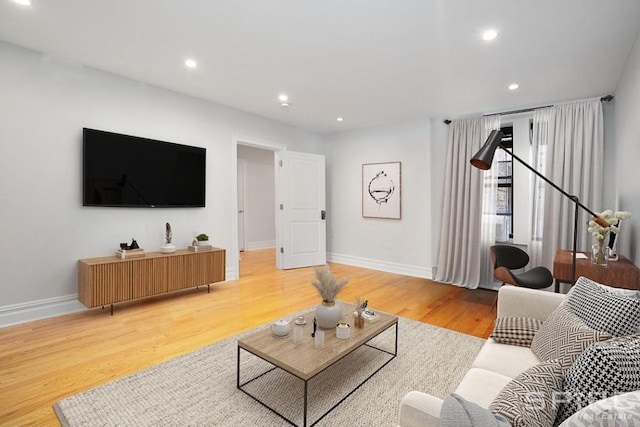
(131, 258, 168, 299)
(89, 262, 132, 306)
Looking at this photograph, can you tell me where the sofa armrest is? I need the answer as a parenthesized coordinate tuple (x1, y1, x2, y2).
(497, 285, 565, 321)
(398, 391, 442, 427)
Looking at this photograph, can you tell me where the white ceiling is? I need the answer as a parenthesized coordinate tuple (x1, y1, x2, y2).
(1, 0, 639, 134)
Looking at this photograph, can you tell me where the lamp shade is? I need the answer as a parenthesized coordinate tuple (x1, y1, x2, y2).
(470, 130, 505, 170)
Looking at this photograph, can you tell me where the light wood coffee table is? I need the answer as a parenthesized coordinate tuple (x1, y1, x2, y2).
(237, 305, 398, 426)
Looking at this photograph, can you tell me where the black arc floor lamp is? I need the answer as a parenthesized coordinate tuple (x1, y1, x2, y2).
(470, 129, 609, 289)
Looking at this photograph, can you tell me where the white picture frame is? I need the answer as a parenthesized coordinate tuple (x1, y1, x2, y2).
(362, 162, 401, 219)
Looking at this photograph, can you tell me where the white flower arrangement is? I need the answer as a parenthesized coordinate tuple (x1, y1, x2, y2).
(310, 265, 348, 303)
(588, 210, 631, 242)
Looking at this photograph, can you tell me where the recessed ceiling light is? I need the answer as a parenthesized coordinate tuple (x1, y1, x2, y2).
(13, 0, 31, 5)
(278, 94, 291, 107)
(508, 83, 520, 91)
(482, 30, 498, 41)
(185, 59, 197, 68)
(336, 117, 344, 122)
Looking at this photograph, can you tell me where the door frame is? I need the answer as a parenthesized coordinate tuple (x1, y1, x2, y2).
(237, 158, 247, 252)
(230, 134, 286, 280)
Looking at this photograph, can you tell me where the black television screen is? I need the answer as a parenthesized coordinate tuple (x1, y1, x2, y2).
(83, 128, 206, 207)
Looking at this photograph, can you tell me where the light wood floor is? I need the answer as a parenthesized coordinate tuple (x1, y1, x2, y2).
(0, 249, 496, 426)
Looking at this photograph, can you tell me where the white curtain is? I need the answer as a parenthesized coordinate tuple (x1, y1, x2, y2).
(530, 98, 604, 271)
(435, 115, 500, 289)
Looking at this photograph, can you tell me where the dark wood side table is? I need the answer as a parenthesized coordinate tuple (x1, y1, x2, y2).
(553, 249, 640, 292)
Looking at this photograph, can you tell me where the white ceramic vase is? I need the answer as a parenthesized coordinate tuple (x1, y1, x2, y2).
(316, 300, 342, 329)
(161, 244, 176, 253)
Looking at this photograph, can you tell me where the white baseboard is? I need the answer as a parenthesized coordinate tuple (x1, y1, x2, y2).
(0, 294, 86, 328)
(246, 240, 275, 251)
(327, 252, 433, 279)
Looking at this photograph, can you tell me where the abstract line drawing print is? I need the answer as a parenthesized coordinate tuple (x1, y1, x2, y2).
(362, 162, 401, 219)
(368, 170, 395, 206)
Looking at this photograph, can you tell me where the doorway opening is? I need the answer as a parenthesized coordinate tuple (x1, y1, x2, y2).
(237, 145, 276, 275)
(231, 134, 285, 280)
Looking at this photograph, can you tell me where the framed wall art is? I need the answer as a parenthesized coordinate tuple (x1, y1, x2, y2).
(362, 161, 401, 219)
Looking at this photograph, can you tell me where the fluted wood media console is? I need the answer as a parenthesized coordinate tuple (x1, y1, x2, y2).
(78, 248, 226, 314)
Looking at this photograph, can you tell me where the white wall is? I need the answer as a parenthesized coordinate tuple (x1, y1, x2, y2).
(614, 30, 640, 265)
(237, 146, 275, 249)
(324, 119, 433, 278)
(0, 41, 323, 325)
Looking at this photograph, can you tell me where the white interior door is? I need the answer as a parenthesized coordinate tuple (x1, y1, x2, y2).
(277, 151, 326, 269)
(237, 160, 246, 252)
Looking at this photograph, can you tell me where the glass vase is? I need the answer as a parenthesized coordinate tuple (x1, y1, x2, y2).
(591, 243, 609, 267)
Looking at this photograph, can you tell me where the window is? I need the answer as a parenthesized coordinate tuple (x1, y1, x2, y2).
(495, 126, 513, 240)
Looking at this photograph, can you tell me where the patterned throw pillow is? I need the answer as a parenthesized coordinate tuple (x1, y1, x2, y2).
(554, 335, 640, 425)
(557, 390, 640, 427)
(567, 276, 640, 337)
(489, 359, 564, 427)
(490, 317, 542, 347)
(530, 303, 612, 369)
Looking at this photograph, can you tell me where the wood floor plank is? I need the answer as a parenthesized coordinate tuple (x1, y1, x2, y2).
(0, 249, 496, 425)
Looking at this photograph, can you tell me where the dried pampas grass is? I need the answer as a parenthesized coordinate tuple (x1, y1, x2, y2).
(310, 265, 348, 302)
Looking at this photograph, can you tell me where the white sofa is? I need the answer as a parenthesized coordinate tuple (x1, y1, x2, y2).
(398, 285, 566, 427)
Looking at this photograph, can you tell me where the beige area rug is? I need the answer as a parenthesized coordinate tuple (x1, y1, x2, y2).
(54, 316, 484, 426)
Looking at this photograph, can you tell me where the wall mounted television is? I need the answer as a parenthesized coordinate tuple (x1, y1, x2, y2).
(83, 128, 206, 207)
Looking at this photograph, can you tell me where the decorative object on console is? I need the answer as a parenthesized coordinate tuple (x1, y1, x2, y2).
(161, 222, 176, 253)
(116, 238, 145, 259)
(115, 248, 145, 259)
(588, 210, 631, 265)
(195, 233, 209, 245)
(471, 129, 610, 285)
(310, 265, 348, 329)
(189, 232, 212, 252)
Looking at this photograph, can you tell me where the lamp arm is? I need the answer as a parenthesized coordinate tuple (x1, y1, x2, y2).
(499, 144, 608, 286)
(498, 145, 602, 220)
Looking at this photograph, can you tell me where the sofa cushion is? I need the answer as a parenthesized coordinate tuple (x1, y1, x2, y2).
(473, 340, 541, 379)
(530, 303, 612, 369)
(567, 276, 640, 337)
(489, 359, 564, 427)
(557, 390, 640, 426)
(440, 394, 511, 427)
(490, 317, 542, 347)
(555, 334, 640, 425)
(455, 368, 514, 409)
